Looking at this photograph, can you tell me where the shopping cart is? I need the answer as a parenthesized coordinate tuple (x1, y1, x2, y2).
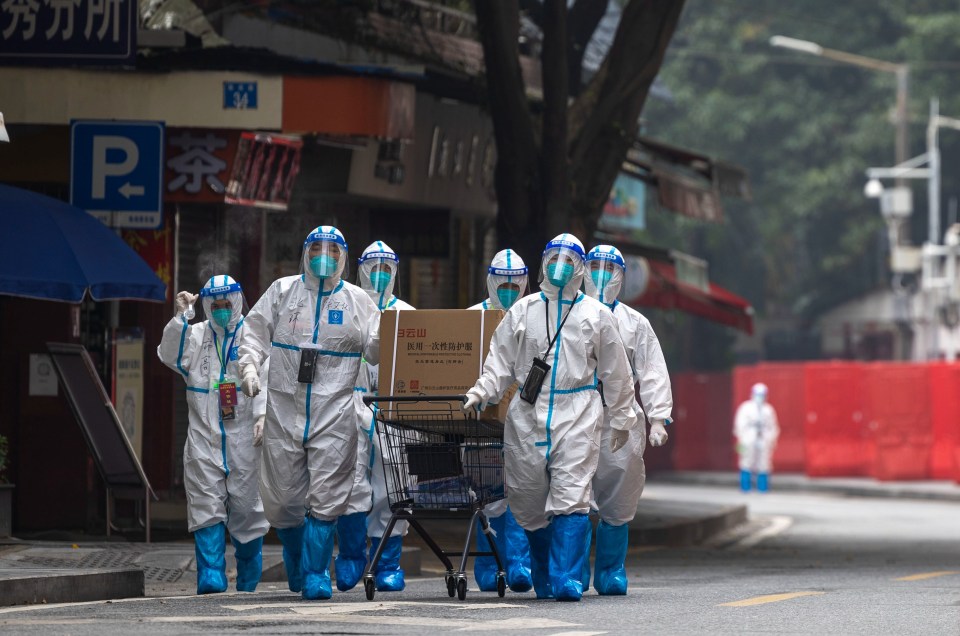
(361, 394, 508, 601)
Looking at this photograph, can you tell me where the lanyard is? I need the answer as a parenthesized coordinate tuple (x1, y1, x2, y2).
(212, 322, 240, 381)
(542, 297, 573, 361)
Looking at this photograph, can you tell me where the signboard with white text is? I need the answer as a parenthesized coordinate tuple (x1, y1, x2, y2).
(0, 0, 136, 66)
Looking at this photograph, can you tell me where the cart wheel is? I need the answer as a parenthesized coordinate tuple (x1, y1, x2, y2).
(456, 578, 467, 601)
(496, 574, 506, 598)
(364, 578, 376, 601)
(446, 575, 456, 598)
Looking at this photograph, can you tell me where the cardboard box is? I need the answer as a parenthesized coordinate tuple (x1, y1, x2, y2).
(378, 309, 513, 423)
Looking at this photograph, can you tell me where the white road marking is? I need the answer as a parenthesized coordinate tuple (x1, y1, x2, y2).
(223, 600, 529, 614)
(730, 516, 793, 549)
(150, 612, 578, 630)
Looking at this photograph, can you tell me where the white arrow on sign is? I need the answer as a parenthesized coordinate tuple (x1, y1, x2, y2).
(119, 182, 145, 198)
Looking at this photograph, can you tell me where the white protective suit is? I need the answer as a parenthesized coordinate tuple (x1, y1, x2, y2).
(734, 384, 780, 473)
(157, 275, 270, 544)
(467, 247, 529, 520)
(467, 248, 534, 594)
(583, 246, 673, 525)
(350, 241, 415, 537)
(237, 226, 381, 527)
(465, 234, 639, 530)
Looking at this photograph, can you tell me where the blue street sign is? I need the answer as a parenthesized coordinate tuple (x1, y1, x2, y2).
(0, 0, 136, 66)
(71, 120, 164, 229)
(223, 81, 258, 110)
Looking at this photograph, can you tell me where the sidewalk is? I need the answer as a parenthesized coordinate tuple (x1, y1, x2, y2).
(0, 483, 747, 606)
(652, 471, 960, 501)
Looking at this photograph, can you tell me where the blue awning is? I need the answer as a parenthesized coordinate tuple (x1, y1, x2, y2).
(0, 184, 166, 303)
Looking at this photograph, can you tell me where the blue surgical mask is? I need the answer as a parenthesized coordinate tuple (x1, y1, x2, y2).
(309, 255, 338, 278)
(497, 286, 520, 309)
(591, 268, 612, 291)
(211, 308, 232, 328)
(370, 271, 392, 293)
(547, 262, 574, 287)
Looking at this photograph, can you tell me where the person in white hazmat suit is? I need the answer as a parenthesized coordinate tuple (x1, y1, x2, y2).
(582, 245, 673, 595)
(157, 275, 270, 594)
(466, 248, 533, 594)
(734, 383, 780, 492)
(237, 226, 381, 601)
(335, 241, 415, 593)
(461, 234, 639, 602)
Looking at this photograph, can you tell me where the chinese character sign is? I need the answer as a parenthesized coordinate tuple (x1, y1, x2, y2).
(164, 129, 240, 203)
(0, 0, 135, 66)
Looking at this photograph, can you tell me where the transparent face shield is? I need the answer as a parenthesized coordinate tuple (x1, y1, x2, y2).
(540, 247, 583, 289)
(584, 259, 624, 305)
(302, 240, 348, 283)
(199, 277, 247, 330)
(359, 258, 399, 310)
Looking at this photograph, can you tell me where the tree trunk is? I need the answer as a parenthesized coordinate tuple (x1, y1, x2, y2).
(540, 0, 570, 237)
(474, 0, 686, 268)
(473, 0, 545, 272)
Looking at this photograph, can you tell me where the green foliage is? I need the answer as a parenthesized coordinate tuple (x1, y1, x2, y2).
(641, 0, 960, 364)
(0, 434, 8, 483)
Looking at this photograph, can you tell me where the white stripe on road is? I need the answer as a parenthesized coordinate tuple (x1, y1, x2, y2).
(152, 612, 578, 630)
(730, 516, 793, 549)
(224, 600, 529, 614)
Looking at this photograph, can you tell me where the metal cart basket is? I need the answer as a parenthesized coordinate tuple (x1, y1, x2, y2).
(362, 395, 508, 601)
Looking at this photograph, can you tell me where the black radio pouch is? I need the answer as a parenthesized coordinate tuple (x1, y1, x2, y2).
(519, 298, 574, 404)
(520, 357, 551, 404)
(297, 348, 319, 383)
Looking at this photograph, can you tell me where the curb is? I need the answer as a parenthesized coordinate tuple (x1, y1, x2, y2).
(627, 501, 748, 547)
(651, 472, 960, 502)
(0, 568, 144, 607)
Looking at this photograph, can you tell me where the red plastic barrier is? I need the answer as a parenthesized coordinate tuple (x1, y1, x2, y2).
(927, 363, 960, 480)
(861, 363, 932, 481)
(671, 371, 734, 471)
(804, 362, 868, 476)
(733, 363, 806, 473)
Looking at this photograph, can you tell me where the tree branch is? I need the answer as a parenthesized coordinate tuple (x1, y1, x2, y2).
(568, 0, 687, 239)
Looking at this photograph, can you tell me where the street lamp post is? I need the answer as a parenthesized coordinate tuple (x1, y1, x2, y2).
(862, 99, 960, 360)
(770, 35, 910, 179)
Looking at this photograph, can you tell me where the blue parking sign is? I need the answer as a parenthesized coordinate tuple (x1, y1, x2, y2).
(71, 120, 164, 229)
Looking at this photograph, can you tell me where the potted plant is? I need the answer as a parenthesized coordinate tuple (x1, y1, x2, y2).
(0, 434, 12, 537)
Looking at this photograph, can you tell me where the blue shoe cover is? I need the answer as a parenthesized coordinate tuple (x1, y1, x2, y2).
(549, 513, 590, 601)
(594, 520, 628, 595)
(370, 535, 405, 591)
(473, 514, 504, 591)
(335, 512, 368, 591)
(301, 516, 336, 600)
(502, 509, 533, 592)
(581, 519, 592, 593)
(757, 472, 769, 492)
(740, 469, 752, 492)
(194, 522, 228, 594)
(524, 526, 553, 599)
(276, 524, 305, 592)
(231, 536, 264, 592)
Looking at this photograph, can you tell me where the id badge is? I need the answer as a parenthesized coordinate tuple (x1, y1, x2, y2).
(216, 379, 238, 421)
